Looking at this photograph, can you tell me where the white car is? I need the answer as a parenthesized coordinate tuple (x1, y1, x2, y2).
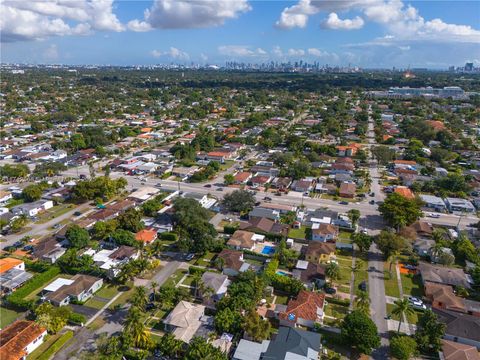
(427, 213, 441, 218)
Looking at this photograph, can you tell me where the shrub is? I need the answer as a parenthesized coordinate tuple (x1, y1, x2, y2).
(7, 266, 60, 310)
(189, 266, 207, 275)
(223, 225, 238, 234)
(160, 232, 178, 241)
(68, 313, 86, 325)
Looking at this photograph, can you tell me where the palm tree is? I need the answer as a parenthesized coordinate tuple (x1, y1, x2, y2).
(387, 251, 399, 277)
(430, 242, 445, 263)
(150, 281, 158, 302)
(158, 333, 183, 357)
(192, 272, 203, 298)
(124, 307, 151, 349)
(130, 286, 148, 310)
(326, 262, 340, 287)
(391, 298, 414, 333)
(355, 290, 370, 314)
(350, 259, 363, 277)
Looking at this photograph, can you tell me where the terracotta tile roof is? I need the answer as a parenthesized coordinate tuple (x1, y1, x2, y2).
(339, 182, 356, 195)
(135, 229, 158, 243)
(425, 283, 465, 311)
(394, 160, 417, 165)
(0, 258, 23, 274)
(207, 151, 228, 157)
(279, 290, 325, 323)
(441, 339, 480, 360)
(0, 320, 46, 360)
(234, 172, 251, 182)
(394, 186, 415, 199)
(426, 120, 446, 131)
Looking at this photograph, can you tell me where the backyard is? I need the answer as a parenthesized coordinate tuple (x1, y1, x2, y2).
(288, 226, 308, 240)
(0, 306, 21, 328)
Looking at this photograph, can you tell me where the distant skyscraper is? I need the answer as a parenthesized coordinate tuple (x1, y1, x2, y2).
(465, 62, 474, 71)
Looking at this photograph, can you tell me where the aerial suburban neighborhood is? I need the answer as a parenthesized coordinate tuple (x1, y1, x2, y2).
(0, 63, 479, 360)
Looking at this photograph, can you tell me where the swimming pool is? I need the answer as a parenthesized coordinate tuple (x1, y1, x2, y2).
(276, 270, 288, 276)
(261, 246, 276, 255)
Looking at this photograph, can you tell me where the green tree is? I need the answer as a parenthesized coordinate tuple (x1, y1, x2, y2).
(347, 209, 361, 226)
(326, 262, 340, 286)
(414, 310, 446, 353)
(184, 337, 228, 360)
(355, 290, 370, 314)
(221, 190, 255, 213)
(341, 310, 380, 355)
(66, 225, 90, 248)
(22, 184, 43, 202)
(10, 215, 28, 232)
(379, 193, 423, 229)
(352, 232, 373, 253)
(375, 231, 409, 261)
(117, 208, 144, 233)
(390, 335, 417, 360)
(371, 145, 396, 165)
(157, 333, 183, 358)
(224, 174, 235, 185)
(130, 286, 148, 310)
(111, 229, 136, 247)
(123, 306, 151, 349)
(244, 309, 271, 342)
(35, 302, 71, 334)
(214, 307, 242, 334)
(391, 298, 414, 333)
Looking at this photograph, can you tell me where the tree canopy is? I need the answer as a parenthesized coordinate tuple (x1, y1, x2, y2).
(379, 193, 423, 229)
(222, 189, 255, 213)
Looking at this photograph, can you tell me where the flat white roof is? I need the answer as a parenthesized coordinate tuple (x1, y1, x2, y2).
(44, 277, 74, 292)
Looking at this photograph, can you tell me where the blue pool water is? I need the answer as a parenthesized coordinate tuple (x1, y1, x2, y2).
(261, 246, 276, 255)
(276, 271, 288, 276)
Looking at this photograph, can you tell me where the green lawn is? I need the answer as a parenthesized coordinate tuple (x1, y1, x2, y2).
(36, 204, 75, 224)
(181, 275, 196, 286)
(400, 273, 424, 298)
(95, 285, 120, 299)
(28, 333, 61, 360)
(163, 269, 188, 288)
(353, 258, 368, 289)
(324, 303, 349, 320)
(220, 160, 235, 171)
(83, 298, 107, 310)
(338, 231, 352, 240)
(0, 306, 21, 328)
(108, 285, 134, 309)
(275, 294, 290, 305)
(288, 226, 308, 239)
(384, 263, 401, 298)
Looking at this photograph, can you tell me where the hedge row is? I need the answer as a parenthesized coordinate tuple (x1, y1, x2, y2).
(37, 331, 74, 360)
(7, 266, 61, 310)
(160, 232, 178, 241)
(326, 297, 350, 307)
(188, 266, 207, 275)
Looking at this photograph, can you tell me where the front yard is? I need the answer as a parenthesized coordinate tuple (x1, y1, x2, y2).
(400, 273, 424, 298)
(288, 226, 308, 240)
(383, 262, 401, 298)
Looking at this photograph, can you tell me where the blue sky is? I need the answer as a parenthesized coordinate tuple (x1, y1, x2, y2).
(2, 0, 479, 68)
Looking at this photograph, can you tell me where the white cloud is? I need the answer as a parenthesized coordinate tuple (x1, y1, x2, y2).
(129, 0, 251, 31)
(1, 0, 124, 42)
(43, 44, 59, 61)
(287, 48, 305, 56)
(151, 47, 190, 60)
(218, 45, 267, 57)
(322, 13, 364, 30)
(276, 0, 480, 43)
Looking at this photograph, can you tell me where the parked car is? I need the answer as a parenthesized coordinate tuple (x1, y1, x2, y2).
(370, 192, 375, 197)
(184, 253, 195, 261)
(427, 213, 440, 218)
(216, 188, 223, 192)
(23, 245, 34, 252)
(53, 224, 62, 229)
(339, 201, 348, 205)
(73, 211, 82, 216)
(146, 303, 155, 311)
(325, 287, 337, 294)
(358, 281, 367, 291)
(369, 200, 375, 205)
(204, 184, 212, 188)
(13, 241, 24, 248)
(264, 196, 272, 201)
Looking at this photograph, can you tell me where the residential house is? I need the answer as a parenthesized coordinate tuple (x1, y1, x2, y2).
(217, 249, 251, 276)
(33, 237, 66, 264)
(419, 262, 471, 289)
(46, 274, 103, 306)
(394, 186, 415, 199)
(425, 283, 480, 317)
(413, 238, 435, 257)
(182, 192, 216, 209)
(163, 301, 212, 343)
(227, 230, 264, 251)
(445, 198, 476, 213)
(233, 326, 320, 360)
(339, 182, 356, 198)
(434, 308, 480, 349)
(420, 194, 447, 212)
(249, 208, 280, 222)
(135, 228, 158, 244)
(250, 175, 272, 188)
(87, 208, 118, 222)
(238, 217, 289, 237)
(291, 179, 314, 193)
(311, 224, 339, 242)
(257, 202, 296, 214)
(406, 221, 434, 238)
(0, 320, 47, 360)
(0, 259, 32, 293)
(441, 339, 480, 360)
(127, 186, 160, 203)
(11, 200, 53, 217)
(305, 242, 336, 263)
(0, 190, 12, 204)
(292, 261, 326, 289)
(336, 145, 359, 157)
(233, 172, 252, 184)
(84, 245, 139, 279)
(279, 290, 326, 328)
(271, 177, 292, 191)
(200, 272, 231, 307)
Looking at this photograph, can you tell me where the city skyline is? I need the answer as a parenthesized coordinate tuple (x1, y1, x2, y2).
(1, 0, 480, 68)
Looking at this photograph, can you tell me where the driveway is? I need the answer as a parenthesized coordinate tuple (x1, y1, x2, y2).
(68, 304, 98, 319)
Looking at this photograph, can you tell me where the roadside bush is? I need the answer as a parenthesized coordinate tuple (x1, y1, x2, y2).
(223, 225, 238, 234)
(160, 232, 178, 241)
(7, 266, 60, 310)
(189, 266, 207, 275)
(68, 313, 86, 325)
